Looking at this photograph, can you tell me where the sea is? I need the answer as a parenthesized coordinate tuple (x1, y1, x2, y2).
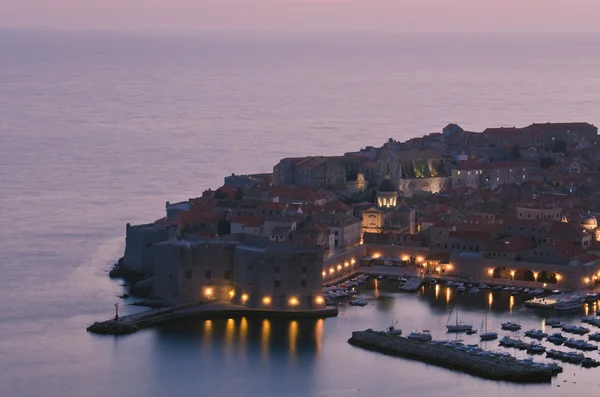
(1, 30, 600, 397)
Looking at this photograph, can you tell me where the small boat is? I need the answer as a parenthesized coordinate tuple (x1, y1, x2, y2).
(492, 285, 502, 290)
(469, 288, 480, 294)
(502, 287, 510, 291)
(529, 288, 544, 295)
(552, 289, 562, 295)
(457, 285, 466, 292)
(585, 293, 599, 303)
(527, 343, 546, 354)
(349, 299, 367, 306)
(524, 329, 548, 340)
(480, 331, 498, 341)
(408, 332, 432, 341)
(510, 290, 519, 296)
(466, 329, 478, 335)
(523, 288, 530, 293)
(562, 324, 590, 335)
(545, 318, 562, 326)
(550, 322, 565, 329)
(501, 321, 522, 331)
(582, 357, 600, 368)
(588, 332, 600, 342)
(377, 276, 384, 280)
(547, 333, 567, 344)
(386, 322, 402, 336)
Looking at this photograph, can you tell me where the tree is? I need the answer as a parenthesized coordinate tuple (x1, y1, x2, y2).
(551, 140, 567, 153)
(510, 145, 521, 160)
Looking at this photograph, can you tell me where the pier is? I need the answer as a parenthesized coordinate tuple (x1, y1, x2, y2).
(348, 330, 555, 383)
(87, 302, 338, 335)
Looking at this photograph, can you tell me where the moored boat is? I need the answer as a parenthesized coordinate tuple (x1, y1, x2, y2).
(501, 321, 522, 331)
(407, 331, 432, 341)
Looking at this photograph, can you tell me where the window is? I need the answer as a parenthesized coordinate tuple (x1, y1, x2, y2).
(224, 270, 231, 280)
(301, 280, 307, 288)
(274, 266, 280, 274)
(334, 231, 339, 236)
(274, 280, 281, 288)
(302, 266, 307, 273)
(205, 270, 212, 279)
(185, 270, 192, 279)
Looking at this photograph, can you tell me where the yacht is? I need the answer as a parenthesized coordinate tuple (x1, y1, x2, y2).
(582, 357, 600, 368)
(479, 306, 498, 341)
(501, 321, 522, 331)
(480, 331, 498, 341)
(446, 304, 473, 333)
(408, 331, 432, 341)
(526, 343, 546, 354)
(524, 329, 548, 340)
(585, 293, 599, 303)
(554, 296, 583, 311)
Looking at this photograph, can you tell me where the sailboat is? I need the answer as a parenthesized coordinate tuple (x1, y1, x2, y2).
(446, 303, 473, 332)
(479, 306, 498, 341)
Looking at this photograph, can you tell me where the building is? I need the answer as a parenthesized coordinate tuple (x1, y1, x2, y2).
(273, 155, 367, 190)
(313, 213, 362, 249)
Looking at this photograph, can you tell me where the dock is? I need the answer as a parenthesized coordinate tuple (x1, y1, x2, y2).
(348, 330, 554, 383)
(87, 302, 338, 335)
(398, 277, 423, 292)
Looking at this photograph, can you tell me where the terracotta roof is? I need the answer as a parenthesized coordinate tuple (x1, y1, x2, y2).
(230, 216, 263, 228)
(449, 230, 494, 242)
(260, 202, 286, 211)
(486, 236, 533, 253)
(324, 200, 352, 213)
(543, 241, 587, 258)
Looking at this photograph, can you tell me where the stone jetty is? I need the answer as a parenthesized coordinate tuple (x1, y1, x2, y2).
(348, 330, 554, 383)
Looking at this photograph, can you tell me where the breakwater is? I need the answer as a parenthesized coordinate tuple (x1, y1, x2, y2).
(347, 330, 554, 383)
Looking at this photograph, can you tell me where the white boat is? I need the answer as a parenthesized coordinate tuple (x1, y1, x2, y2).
(501, 321, 522, 331)
(554, 296, 582, 311)
(446, 304, 473, 333)
(502, 287, 510, 291)
(349, 299, 367, 306)
(529, 288, 544, 295)
(408, 331, 432, 341)
(492, 285, 502, 290)
(469, 288, 480, 294)
(457, 285, 466, 292)
(562, 324, 590, 335)
(523, 288, 530, 293)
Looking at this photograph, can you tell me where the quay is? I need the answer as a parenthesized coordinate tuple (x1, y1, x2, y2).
(348, 330, 554, 383)
(87, 302, 337, 335)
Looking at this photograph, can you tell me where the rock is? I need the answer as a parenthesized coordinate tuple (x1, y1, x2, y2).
(87, 321, 138, 335)
(119, 294, 130, 299)
(129, 279, 153, 298)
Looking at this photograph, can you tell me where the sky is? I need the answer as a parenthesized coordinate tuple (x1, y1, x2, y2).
(1, 0, 600, 33)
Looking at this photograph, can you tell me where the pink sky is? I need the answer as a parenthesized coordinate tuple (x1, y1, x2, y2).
(2, 0, 599, 33)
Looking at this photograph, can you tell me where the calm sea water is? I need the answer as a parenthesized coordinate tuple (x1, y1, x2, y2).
(2, 30, 600, 397)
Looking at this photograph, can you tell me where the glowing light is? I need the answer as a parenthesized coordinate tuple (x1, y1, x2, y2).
(446, 264, 453, 271)
(329, 267, 335, 274)
(289, 296, 299, 307)
(510, 270, 516, 278)
(241, 293, 249, 303)
(337, 264, 342, 271)
(487, 268, 494, 275)
(402, 255, 409, 261)
(556, 274, 562, 281)
(416, 256, 424, 262)
(533, 272, 539, 281)
(436, 266, 441, 272)
(585, 277, 591, 284)
(322, 270, 326, 278)
(372, 253, 381, 259)
(422, 263, 427, 268)
(315, 296, 325, 305)
(229, 290, 235, 298)
(344, 261, 349, 268)
(262, 296, 271, 305)
(204, 287, 214, 297)
(351, 258, 356, 265)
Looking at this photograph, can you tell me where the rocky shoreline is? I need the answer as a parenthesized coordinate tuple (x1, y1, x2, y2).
(348, 330, 554, 383)
(87, 320, 139, 335)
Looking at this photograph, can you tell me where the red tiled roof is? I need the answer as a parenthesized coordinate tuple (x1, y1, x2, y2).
(179, 210, 222, 225)
(230, 216, 264, 227)
(324, 200, 352, 212)
(260, 202, 286, 211)
(544, 241, 587, 258)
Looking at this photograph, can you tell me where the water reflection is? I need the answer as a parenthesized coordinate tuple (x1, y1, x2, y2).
(487, 292, 493, 309)
(445, 287, 451, 305)
(239, 317, 248, 358)
(289, 320, 298, 359)
(203, 319, 212, 346)
(225, 318, 235, 358)
(435, 284, 440, 300)
(315, 319, 323, 354)
(584, 303, 589, 316)
(509, 295, 514, 314)
(261, 319, 270, 361)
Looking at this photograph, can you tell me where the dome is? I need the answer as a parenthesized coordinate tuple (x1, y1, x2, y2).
(581, 213, 597, 230)
(378, 178, 397, 193)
